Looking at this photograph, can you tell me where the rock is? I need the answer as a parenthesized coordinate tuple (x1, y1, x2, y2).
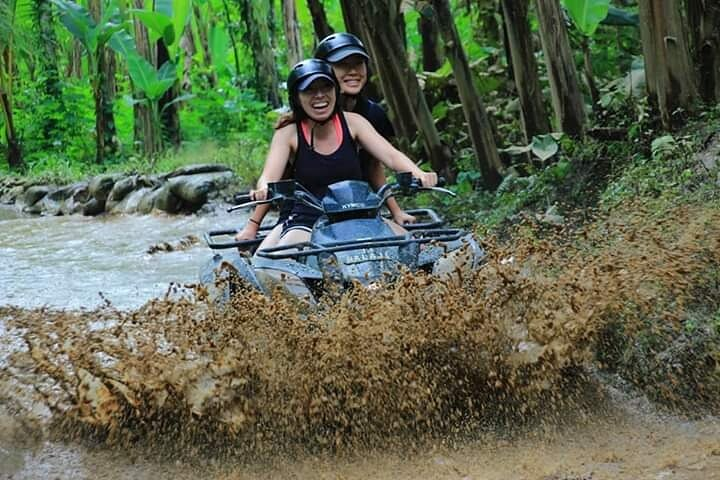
(1, 185, 26, 205)
(23, 186, 51, 207)
(48, 184, 75, 202)
(89, 174, 121, 202)
(136, 189, 158, 214)
(110, 187, 152, 214)
(162, 163, 232, 180)
(61, 182, 90, 215)
(169, 171, 234, 210)
(7, 168, 234, 216)
(38, 193, 63, 216)
(82, 197, 105, 216)
(135, 184, 182, 214)
(106, 175, 139, 208)
(153, 184, 182, 214)
(0, 177, 27, 204)
(23, 202, 44, 215)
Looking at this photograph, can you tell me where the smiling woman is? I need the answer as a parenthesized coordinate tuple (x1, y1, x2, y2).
(315, 32, 415, 226)
(242, 58, 438, 252)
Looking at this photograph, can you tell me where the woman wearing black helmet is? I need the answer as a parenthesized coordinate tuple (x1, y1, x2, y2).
(315, 32, 416, 226)
(250, 58, 436, 250)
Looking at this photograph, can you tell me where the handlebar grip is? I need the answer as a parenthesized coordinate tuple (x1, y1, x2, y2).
(233, 192, 252, 204)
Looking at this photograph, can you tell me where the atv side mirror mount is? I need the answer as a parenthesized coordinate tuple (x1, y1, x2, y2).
(268, 180, 296, 198)
(396, 172, 414, 191)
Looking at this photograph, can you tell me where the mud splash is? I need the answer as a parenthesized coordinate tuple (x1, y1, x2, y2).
(2, 201, 719, 462)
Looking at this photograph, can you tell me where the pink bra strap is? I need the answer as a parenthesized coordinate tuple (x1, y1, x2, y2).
(300, 114, 343, 146)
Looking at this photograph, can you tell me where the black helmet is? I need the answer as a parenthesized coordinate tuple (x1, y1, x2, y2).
(315, 32, 369, 64)
(287, 58, 340, 119)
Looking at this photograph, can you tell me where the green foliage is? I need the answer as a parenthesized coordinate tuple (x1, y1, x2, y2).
(125, 57, 177, 102)
(15, 79, 97, 165)
(132, 9, 174, 45)
(181, 86, 273, 143)
(561, 0, 611, 36)
(441, 155, 574, 231)
(209, 24, 230, 75)
(501, 134, 564, 163)
(52, 0, 126, 58)
(600, 134, 699, 208)
(130, 0, 190, 56)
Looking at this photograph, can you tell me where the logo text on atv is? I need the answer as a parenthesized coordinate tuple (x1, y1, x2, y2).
(341, 203, 363, 209)
(343, 251, 393, 265)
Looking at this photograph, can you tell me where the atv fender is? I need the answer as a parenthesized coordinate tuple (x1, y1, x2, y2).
(431, 233, 485, 277)
(199, 251, 266, 295)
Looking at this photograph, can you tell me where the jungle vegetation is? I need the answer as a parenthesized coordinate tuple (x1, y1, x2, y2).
(0, 0, 718, 209)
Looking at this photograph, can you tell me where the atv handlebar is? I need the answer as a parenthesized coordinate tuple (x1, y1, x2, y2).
(227, 174, 454, 214)
(377, 174, 455, 204)
(227, 194, 281, 212)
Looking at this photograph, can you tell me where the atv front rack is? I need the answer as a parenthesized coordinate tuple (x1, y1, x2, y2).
(382, 208, 445, 230)
(203, 222, 277, 250)
(255, 228, 466, 260)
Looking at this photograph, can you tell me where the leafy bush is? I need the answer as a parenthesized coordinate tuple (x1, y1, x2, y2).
(181, 87, 275, 144)
(14, 80, 97, 166)
(600, 134, 697, 208)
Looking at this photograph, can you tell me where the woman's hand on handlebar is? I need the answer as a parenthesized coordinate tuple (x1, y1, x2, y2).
(234, 221, 259, 241)
(417, 171, 438, 188)
(393, 210, 417, 225)
(250, 187, 268, 201)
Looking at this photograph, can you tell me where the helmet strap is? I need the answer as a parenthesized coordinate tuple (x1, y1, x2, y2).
(308, 116, 333, 151)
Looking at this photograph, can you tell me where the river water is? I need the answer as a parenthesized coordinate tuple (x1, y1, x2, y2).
(1, 204, 719, 479)
(0, 205, 250, 310)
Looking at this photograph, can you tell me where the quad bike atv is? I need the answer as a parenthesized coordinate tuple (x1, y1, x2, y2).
(200, 173, 484, 304)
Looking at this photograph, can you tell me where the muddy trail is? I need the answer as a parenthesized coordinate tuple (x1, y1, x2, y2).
(1, 201, 720, 478)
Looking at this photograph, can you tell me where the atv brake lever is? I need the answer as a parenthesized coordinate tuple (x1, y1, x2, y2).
(227, 195, 280, 212)
(420, 186, 456, 197)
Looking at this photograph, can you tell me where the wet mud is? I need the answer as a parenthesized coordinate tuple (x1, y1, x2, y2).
(1, 201, 720, 478)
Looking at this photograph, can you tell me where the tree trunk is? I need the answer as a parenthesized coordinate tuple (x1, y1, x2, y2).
(281, 0, 303, 67)
(431, 0, 502, 189)
(418, 4, 443, 72)
(534, 0, 585, 137)
(0, 46, 22, 169)
(157, 40, 182, 148)
(1, 95, 22, 169)
(349, 0, 453, 180)
(688, 0, 720, 103)
(221, 0, 241, 80)
(193, 3, 217, 87)
(338, 0, 383, 101)
(500, 0, 550, 142)
(478, 0, 500, 45)
(237, 0, 281, 107)
(638, 0, 697, 129)
(180, 23, 195, 92)
(89, 0, 119, 163)
(66, 39, 83, 78)
(340, 0, 363, 37)
(131, 0, 158, 156)
(581, 36, 600, 112)
(34, 0, 63, 145)
(306, 0, 333, 41)
(35, 0, 61, 97)
(391, 1, 407, 52)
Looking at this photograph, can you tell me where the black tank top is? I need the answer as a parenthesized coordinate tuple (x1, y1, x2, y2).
(290, 112, 362, 217)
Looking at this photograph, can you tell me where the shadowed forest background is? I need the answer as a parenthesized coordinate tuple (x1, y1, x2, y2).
(1, 0, 717, 193)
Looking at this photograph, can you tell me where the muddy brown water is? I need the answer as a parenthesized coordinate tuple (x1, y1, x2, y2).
(1, 203, 720, 479)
